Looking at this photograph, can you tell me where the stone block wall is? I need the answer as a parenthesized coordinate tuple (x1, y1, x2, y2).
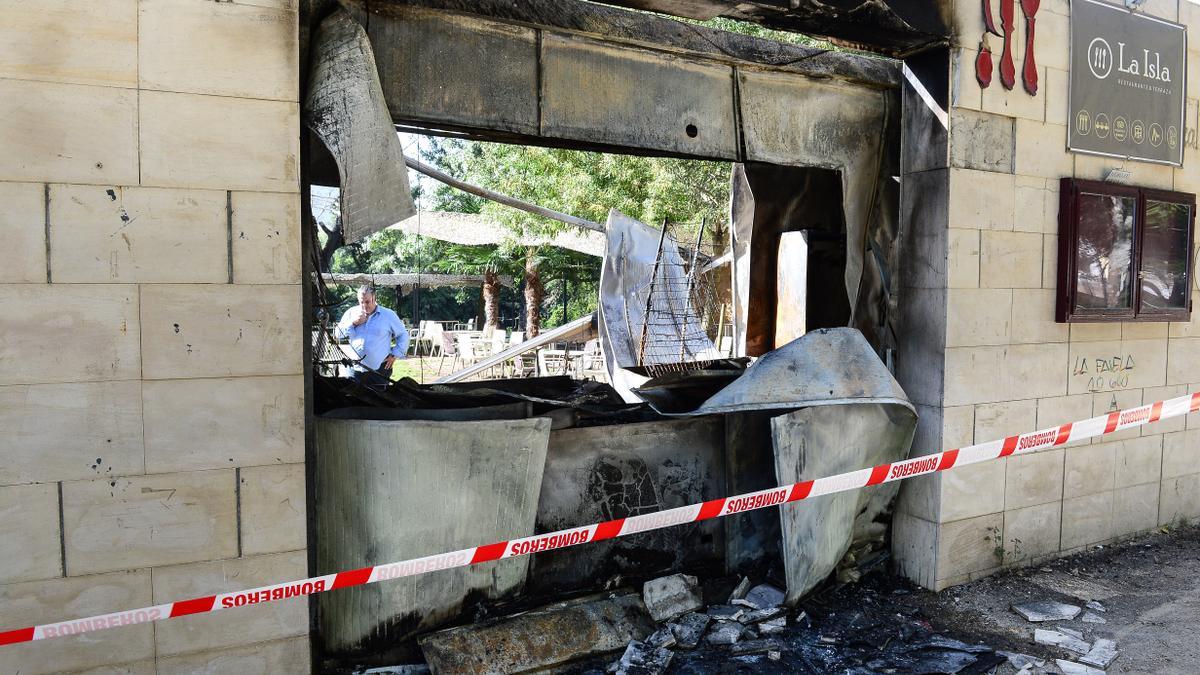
(895, 0, 1200, 590)
(0, 1, 307, 672)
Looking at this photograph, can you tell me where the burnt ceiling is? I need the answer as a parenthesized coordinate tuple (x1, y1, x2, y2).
(594, 0, 950, 56)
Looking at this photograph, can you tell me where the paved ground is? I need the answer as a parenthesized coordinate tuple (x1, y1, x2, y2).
(908, 523, 1200, 674)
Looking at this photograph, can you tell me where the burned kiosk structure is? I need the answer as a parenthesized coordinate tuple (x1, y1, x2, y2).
(302, 0, 946, 665)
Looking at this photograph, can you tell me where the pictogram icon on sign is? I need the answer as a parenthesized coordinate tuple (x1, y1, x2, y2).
(1132, 120, 1145, 144)
(1076, 109, 1092, 135)
(1087, 37, 1113, 79)
(1151, 123, 1164, 147)
(1113, 116, 1128, 142)
(1094, 113, 1110, 139)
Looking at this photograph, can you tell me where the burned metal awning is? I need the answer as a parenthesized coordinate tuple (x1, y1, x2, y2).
(594, 0, 949, 56)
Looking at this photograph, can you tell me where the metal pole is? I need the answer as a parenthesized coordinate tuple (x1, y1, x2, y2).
(638, 220, 670, 367)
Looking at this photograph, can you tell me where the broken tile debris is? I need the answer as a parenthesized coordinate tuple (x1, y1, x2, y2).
(1034, 628, 1091, 655)
(667, 612, 710, 649)
(739, 583, 785, 610)
(609, 641, 673, 675)
(738, 606, 787, 625)
(1012, 600, 1082, 622)
(1079, 638, 1119, 668)
(996, 650, 1045, 669)
(643, 626, 676, 649)
(729, 638, 782, 656)
(705, 621, 745, 645)
(1057, 626, 1085, 640)
(1085, 600, 1106, 613)
(1056, 658, 1106, 675)
(757, 616, 786, 635)
(641, 573, 703, 623)
(1080, 611, 1106, 624)
(705, 604, 746, 621)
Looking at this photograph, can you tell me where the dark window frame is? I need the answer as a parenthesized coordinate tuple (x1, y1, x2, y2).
(1057, 178, 1196, 323)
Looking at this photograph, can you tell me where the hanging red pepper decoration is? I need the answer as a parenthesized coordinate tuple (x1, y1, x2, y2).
(976, 38, 994, 88)
(1020, 0, 1040, 95)
(999, 0, 1017, 90)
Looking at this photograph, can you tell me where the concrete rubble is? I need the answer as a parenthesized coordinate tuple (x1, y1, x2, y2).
(641, 574, 703, 623)
(1080, 612, 1106, 624)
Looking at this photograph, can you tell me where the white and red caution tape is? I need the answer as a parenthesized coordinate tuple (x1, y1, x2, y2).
(3, 392, 1197, 648)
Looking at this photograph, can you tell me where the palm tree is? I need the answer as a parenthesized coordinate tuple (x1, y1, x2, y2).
(432, 244, 518, 331)
(524, 246, 545, 337)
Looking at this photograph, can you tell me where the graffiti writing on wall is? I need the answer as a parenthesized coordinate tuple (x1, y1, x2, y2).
(976, 0, 1039, 95)
(1072, 353, 1135, 392)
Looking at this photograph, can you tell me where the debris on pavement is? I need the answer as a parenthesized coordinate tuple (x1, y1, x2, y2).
(642, 574, 703, 623)
(1079, 638, 1119, 669)
(1080, 611, 1106, 624)
(1011, 600, 1082, 622)
(1084, 600, 1106, 613)
(1055, 659, 1106, 675)
(1057, 626, 1086, 640)
(1034, 628, 1092, 655)
(997, 651, 1046, 670)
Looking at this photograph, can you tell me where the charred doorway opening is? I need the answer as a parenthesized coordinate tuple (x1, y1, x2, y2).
(300, 0, 910, 669)
(733, 163, 850, 357)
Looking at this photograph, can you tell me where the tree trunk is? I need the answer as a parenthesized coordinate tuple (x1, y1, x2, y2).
(482, 268, 501, 330)
(523, 247, 544, 337)
(318, 216, 345, 273)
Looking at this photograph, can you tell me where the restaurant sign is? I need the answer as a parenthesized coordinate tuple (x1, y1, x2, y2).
(1069, 0, 1187, 166)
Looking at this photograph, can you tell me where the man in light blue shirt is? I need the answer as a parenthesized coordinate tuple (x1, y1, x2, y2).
(335, 285, 410, 391)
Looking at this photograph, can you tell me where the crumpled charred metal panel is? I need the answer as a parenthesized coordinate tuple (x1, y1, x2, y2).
(677, 328, 913, 417)
(679, 329, 917, 586)
(529, 417, 726, 592)
(772, 402, 917, 601)
(315, 416, 551, 654)
(598, 209, 720, 402)
(304, 9, 415, 244)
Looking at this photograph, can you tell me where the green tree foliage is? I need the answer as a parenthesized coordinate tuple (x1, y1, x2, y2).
(323, 136, 732, 332)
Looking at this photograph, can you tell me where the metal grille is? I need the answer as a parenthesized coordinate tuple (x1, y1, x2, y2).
(635, 220, 729, 377)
